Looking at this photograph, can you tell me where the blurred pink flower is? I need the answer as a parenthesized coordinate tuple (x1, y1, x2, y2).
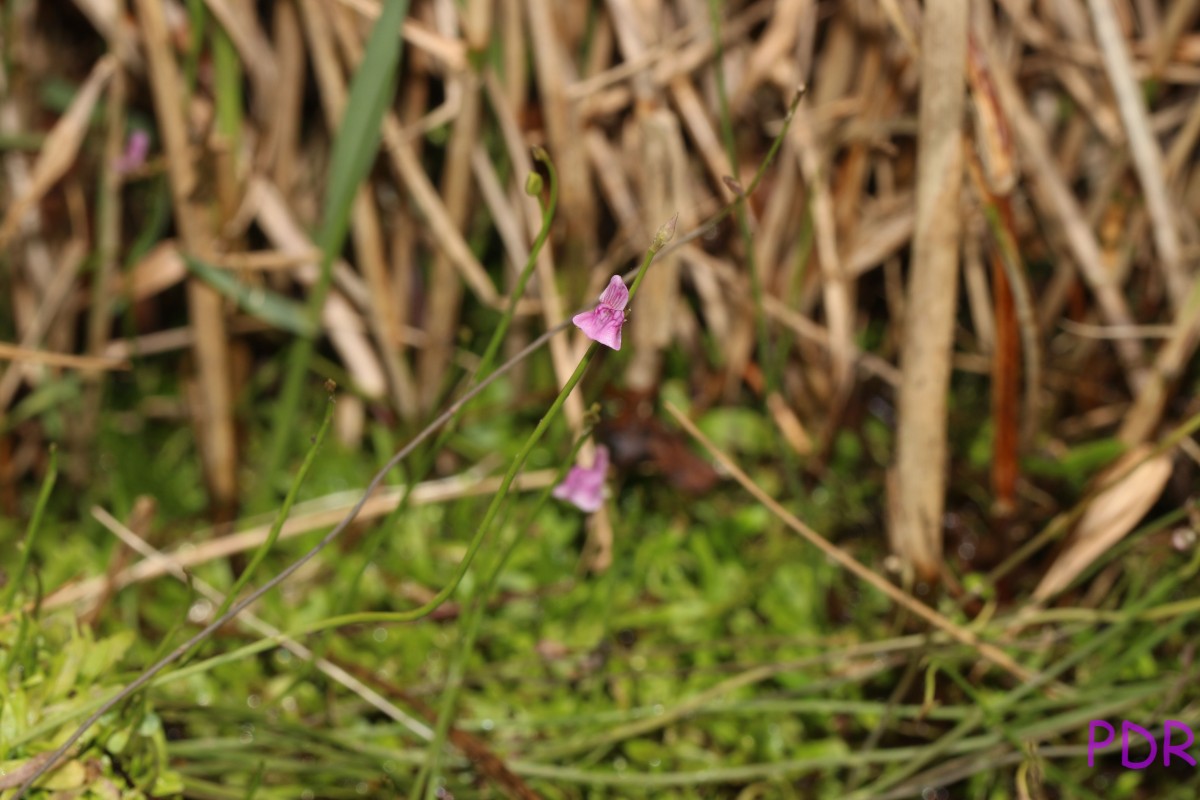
(572, 275, 628, 350)
(553, 445, 610, 513)
(115, 130, 150, 175)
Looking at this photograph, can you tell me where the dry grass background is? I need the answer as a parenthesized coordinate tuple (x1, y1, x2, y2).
(4, 0, 1200, 796)
(5, 0, 1199, 583)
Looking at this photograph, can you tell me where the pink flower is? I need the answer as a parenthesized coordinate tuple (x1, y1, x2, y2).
(115, 130, 150, 175)
(572, 275, 629, 350)
(553, 445, 610, 513)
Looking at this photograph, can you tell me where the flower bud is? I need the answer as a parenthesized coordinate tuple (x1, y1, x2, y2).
(651, 213, 679, 251)
(525, 171, 544, 196)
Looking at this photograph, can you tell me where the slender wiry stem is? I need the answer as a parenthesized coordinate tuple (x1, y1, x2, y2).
(11, 325, 558, 797)
(15, 87, 803, 800)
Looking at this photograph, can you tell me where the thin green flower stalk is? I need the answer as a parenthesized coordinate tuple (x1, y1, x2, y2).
(291, 214, 678, 637)
(472, 147, 558, 382)
(212, 390, 335, 622)
(26, 319, 571, 794)
(299, 150, 558, 680)
(394, 147, 558, 494)
(16, 108, 788, 795)
(613, 86, 803, 276)
(413, 428, 594, 799)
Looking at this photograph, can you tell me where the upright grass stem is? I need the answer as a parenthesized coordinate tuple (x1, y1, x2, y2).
(1, 446, 56, 613)
(704, 0, 806, 501)
(705, 0, 773, 388)
(849, 576, 1187, 799)
(256, 0, 410, 512)
(213, 395, 334, 622)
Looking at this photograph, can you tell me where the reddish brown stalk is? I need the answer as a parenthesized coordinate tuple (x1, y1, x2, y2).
(990, 226, 1019, 514)
(966, 35, 1025, 516)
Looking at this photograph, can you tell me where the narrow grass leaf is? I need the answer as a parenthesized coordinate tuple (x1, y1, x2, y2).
(183, 256, 316, 337)
(261, 0, 410, 500)
(316, 0, 410, 261)
(1, 447, 57, 612)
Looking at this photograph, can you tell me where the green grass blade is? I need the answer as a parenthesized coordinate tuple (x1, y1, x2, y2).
(1, 446, 57, 612)
(259, 0, 411, 505)
(183, 255, 316, 337)
(213, 393, 335, 622)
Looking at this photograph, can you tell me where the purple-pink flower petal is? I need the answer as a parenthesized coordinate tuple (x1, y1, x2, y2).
(572, 275, 629, 350)
(553, 445, 610, 513)
(572, 306, 624, 350)
(598, 274, 629, 311)
(115, 130, 151, 175)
